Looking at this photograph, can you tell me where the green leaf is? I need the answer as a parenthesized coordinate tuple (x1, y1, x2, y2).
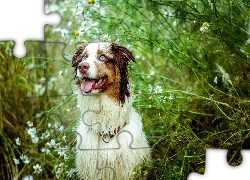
(17, 82, 33, 90)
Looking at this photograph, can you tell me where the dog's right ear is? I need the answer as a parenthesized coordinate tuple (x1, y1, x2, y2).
(72, 45, 85, 68)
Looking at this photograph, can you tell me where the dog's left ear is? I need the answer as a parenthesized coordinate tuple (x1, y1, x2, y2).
(110, 43, 136, 68)
(111, 43, 136, 104)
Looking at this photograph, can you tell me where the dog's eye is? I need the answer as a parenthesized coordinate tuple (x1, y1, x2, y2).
(99, 55, 105, 61)
(82, 56, 86, 60)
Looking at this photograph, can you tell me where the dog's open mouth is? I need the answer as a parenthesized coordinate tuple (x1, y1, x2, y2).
(80, 76, 107, 93)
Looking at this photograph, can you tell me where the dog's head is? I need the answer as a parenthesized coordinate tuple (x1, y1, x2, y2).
(72, 42, 136, 104)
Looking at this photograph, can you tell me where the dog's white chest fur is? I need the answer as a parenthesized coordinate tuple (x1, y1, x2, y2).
(75, 90, 150, 179)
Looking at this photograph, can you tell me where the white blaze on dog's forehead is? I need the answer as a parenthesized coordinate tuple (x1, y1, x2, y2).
(85, 42, 110, 54)
(81, 42, 111, 79)
(85, 42, 112, 59)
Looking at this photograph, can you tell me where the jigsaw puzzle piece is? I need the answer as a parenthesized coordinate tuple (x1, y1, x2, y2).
(188, 149, 250, 180)
(45, 0, 111, 63)
(64, 123, 117, 179)
(0, 0, 61, 58)
(7, 37, 76, 150)
(175, 2, 233, 43)
(76, 109, 149, 179)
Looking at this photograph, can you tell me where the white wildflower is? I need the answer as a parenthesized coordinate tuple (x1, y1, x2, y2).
(68, 21, 72, 27)
(62, 135, 67, 143)
(41, 130, 50, 139)
(27, 64, 34, 69)
(66, 168, 76, 178)
(75, 30, 84, 39)
(40, 77, 46, 83)
(148, 84, 153, 92)
(200, 22, 209, 33)
(208, 0, 213, 10)
(103, 34, 111, 41)
(34, 84, 42, 93)
(59, 70, 63, 75)
(22, 175, 33, 180)
(20, 154, 30, 164)
(59, 125, 64, 131)
(173, 20, 177, 26)
(76, 9, 82, 15)
(99, 8, 105, 16)
(59, 163, 66, 170)
(216, 63, 232, 86)
(61, 29, 69, 40)
(15, 137, 21, 146)
(169, 94, 174, 100)
(56, 168, 64, 179)
(50, 139, 56, 148)
(57, 149, 67, 157)
(54, 121, 60, 129)
(36, 112, 43, 117)
(13, 158, 20, 165)
(64, 154, 69, 161)
(27, 121, 33, 127)
(214, 76, 218, 84)
(150, 70, 155, 75)
(33, 164, 43, 174)
(154, 85, 163, 94)
(27, 127, 36, 137)
(55, 142, 61, 149)
(45, 142, 52, 148)
(39, 87, 46, 95)
(41, 147, 51, 154)
(32, 136, 39, 144)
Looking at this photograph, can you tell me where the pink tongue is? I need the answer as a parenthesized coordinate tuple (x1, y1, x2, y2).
(81, 80, 96, 93)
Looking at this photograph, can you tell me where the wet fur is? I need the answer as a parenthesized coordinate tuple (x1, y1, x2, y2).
(72, 42, 150, 179)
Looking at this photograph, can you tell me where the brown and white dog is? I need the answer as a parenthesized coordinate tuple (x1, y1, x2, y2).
(72, 42, 150, 179)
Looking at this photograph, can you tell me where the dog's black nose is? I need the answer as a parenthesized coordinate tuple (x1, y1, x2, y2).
(78, 62, 89, 74)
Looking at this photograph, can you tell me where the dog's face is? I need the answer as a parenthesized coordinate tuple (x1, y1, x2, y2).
(72, 42, 136, 104)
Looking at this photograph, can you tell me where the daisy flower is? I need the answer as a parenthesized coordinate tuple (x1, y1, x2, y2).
(50, 139, 56, 148)
(59, 163, 66, 170)
(32, 136, 39, 144)
(27, 121, 33, 127)
(66, 168, 76, 178)
(33, 164, 43, 174)
(200, 22, 209, 33)
(13, 158, 20, 165)
(41, 147, 51, 154)
(41, 130, 50, 140)
(62, 136, 67, 143)
(20, 154, 30, 164)
(56, 168, 64, 179)
(15, 137, 21, 146)
(61, 29, 69, 40)
(214, 76, 218, 84)
(22, 175, 33, 180)
(169, 94, 174, 100)
(148, 84, 153, 92)
(154, 85, 163, 94)
(27, 127, 36, 137)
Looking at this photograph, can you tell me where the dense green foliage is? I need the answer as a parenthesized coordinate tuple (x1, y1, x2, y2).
(1, 0, 250, 179)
